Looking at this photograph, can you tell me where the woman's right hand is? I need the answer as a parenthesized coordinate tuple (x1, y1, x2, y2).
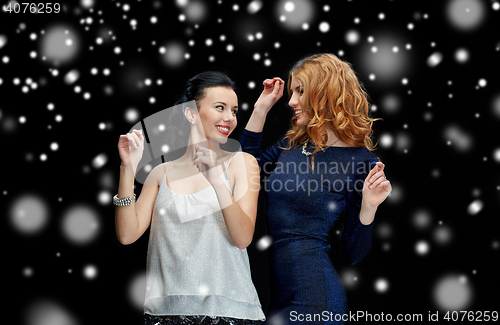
(254, 77, 284, 114)
(245, 78, 284, 133)
(117, 129, 145, 170)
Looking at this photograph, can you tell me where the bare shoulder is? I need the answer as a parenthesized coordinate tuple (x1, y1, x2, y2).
(143, 162, 168, 186)
(227, 151, 258, 175)
(229, 151, 257, 164)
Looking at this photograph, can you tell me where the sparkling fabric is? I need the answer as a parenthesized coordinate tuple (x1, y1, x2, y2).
(240, 129, 377, 325)
(144, 314, 257, 325)
(144, 156, 265, 321)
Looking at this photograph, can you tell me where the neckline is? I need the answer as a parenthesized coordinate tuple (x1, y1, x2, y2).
(162, 151, 237, 195)
(324, 145, 364, 149)
(306, 143, 364, 149)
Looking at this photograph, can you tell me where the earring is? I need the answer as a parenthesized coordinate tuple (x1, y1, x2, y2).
(191, 121, 195, 125)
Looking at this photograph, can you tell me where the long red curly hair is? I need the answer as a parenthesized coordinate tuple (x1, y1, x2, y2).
(284, 53, 380, 170)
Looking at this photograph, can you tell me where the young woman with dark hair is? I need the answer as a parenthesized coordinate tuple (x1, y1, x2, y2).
(115, 71, 265, 325)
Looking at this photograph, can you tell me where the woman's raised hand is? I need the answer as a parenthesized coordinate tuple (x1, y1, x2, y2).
(254, 77, 284, 114)
(117, 129, 145, 171)
(362, 162, 392, 208)
(193, 144, 220, 185)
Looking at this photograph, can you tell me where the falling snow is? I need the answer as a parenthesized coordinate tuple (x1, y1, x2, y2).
(2, 1, 500, 324)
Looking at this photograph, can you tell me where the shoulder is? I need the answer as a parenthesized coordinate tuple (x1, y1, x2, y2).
(350, 146, 379, 161)
(230, 150, 258, 166)
(274, 136, 292, 152)
(279, 136, 292, 147)
(352, 148, 378, 176)
(144, 162, 168, 186)
(154, 162, 169, 173)
(226, 151, 259, 174)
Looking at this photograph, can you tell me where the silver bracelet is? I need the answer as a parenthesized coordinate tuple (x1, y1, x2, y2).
(113, 193, 136, 206)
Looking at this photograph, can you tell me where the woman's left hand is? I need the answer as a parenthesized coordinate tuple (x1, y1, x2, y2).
(362, 162, 392, 208)
(193, 144, 220, 185)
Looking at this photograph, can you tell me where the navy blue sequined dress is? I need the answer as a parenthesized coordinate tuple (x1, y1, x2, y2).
(240, 129, 378, 325)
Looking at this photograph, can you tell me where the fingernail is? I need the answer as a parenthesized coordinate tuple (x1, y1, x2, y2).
(139, 129, 142, 134)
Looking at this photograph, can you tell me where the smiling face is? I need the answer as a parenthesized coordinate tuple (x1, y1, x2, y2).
(288, 75, 311, 127)
(195, 86, 238, 143)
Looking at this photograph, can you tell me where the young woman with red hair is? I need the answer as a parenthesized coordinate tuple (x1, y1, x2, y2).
(240, 53, 392, 324)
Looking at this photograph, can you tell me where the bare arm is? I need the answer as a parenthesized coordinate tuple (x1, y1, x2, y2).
(360, 162, 391, 225)
(246, 77, 284, 132)
(211, 152, 261, 249)
(341, 161, 391, 264)
(115, 164, 164, 245)
(245, 107, 269, 133)
(115, 128, 164, 245)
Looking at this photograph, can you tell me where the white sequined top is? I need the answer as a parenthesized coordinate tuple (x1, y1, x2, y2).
(144, 157, 265, 321)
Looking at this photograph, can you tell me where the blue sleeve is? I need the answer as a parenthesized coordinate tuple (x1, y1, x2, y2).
(239, 128, 284, 178)
(341, 156, 378, 265)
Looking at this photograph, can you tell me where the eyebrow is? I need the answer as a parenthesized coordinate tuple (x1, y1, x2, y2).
(214, 101, 238, 109)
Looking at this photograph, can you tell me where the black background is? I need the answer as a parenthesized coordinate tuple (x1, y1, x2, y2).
(2, 0, 500, 324)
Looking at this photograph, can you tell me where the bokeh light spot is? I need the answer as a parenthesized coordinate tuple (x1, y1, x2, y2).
(161, 42, 186, 68)
(455, 48, 469, 63)
(415, 240, 430, 255)
(92, 153, 108, 169)
(379, 133, 393, 148)
(374, 278, 389, 293)
(247, 0, 263, 14)
(493, 147, 500, 162)
(433, 274, 473, 311)
(319, 22, 330, 33)
(61, 205, 100, 245)
(256, 235, 273, 251)
(185, 1, 207, 23)
(357, 32, 410, 85)
(198, 284, 209, 295)
(467, 199, 483, 215)
(427, 52, 443, 67)
(340, 268, 359, 289)
(444, 124, 473, 152)
(446, 0, 485, 31)
(9, 194, 49, 235)
(434, 225, 453, 245)
(376, 222, 393, 239)
(25, 299, 79, 325)
(40, 25, 80, 65)
(0, 34, 7, 49)
(128, 272, 147, 310)
(276, 0, 315, 30)
(413, 209, 432, 229)
(83, 264, 98, 279)
(345, 30, 360, 45)
(381, 93, 401, 114)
